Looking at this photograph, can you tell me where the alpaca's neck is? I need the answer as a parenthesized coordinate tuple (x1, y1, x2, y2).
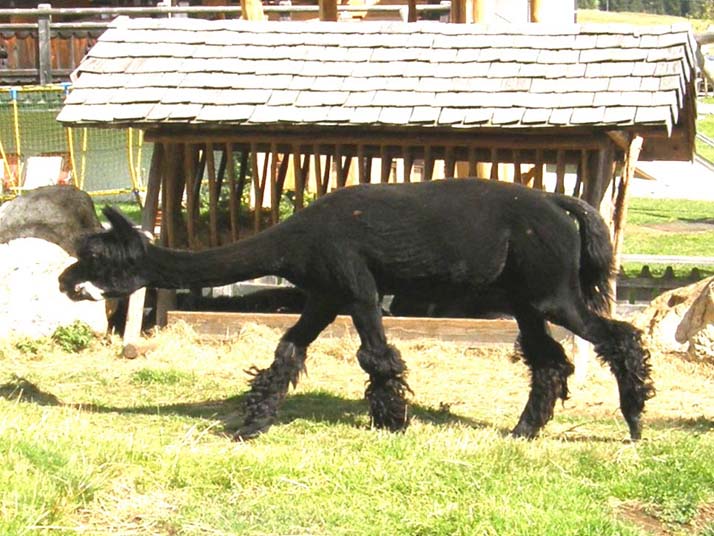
(144, 228, 290, 289)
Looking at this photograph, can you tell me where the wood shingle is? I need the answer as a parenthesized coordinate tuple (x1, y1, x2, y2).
(59, 17, 697, 161)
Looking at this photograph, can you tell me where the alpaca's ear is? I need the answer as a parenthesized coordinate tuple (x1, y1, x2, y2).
(103, 206, 138, 238)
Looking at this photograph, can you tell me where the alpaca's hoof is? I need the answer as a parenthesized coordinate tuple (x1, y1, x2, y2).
(510, 422, 539, 440)
(626, 416, 642, 441)
(234, 418, 273, 441)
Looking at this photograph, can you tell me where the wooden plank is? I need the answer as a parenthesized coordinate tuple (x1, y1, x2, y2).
(621, 254, 714, 266)
(147, 130, 635, 152)
(205, 144, 219, 246)
(167, 311, 573, 344)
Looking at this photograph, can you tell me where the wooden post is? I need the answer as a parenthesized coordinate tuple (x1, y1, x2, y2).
(612, 135, 643, 297)
(241, 0, 266, 20)
(407, 0, 417, 22)
(473, 0, 494, 22)
(319, 0, 337, 21)
(450, 0, 468, 23)
(37, 4, 52, 85)
(122, 143, 164, 352)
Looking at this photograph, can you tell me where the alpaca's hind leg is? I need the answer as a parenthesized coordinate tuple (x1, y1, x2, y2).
(511, 305, 574, 439)
(351, 300, 412, 431)
(590, 317, 654, 440)
(557, 303, 654, 440)
(237, 296, 340, 440)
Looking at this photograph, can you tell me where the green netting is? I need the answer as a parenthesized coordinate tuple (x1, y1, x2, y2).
(0, 85, 152, 199)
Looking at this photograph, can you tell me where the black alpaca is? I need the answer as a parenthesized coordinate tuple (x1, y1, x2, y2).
(59, 179, 654, 440)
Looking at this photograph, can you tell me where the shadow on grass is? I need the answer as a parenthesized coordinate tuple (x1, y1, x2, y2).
(646, 416, 714, 434)
(0, 376, 486, 435)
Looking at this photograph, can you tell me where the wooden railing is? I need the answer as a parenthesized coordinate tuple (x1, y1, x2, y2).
(0, 3, 450, 85)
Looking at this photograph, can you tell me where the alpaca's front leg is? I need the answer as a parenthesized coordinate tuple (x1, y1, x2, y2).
(357, 344, 411, 431)
(235, 294, 340, 440)
(237, 339, 306, 440)
(351, 301, 412, 431)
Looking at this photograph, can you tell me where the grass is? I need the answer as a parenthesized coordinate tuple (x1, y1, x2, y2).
(622, 197, 714, 277)
(1, 322, 714, 535)
(577, 9, 712, 31)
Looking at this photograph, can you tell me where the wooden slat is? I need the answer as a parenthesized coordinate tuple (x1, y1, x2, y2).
(490, 148, 499, 180)
(444, 146, 456, 178)
(293, 146, 309, 210)
(574, 149, 588, 198)
(313, 146, 323, 195)
(270, 144, 280, 225)
(357, 145, 367, 184)
(403, 146, 414, 182)
(250, 143, 264, 233)
(424, 145, 434, 181)
(167, 311, 572, 344)
(533, 149, 544, 190)
(555, 149, 566, 194)
(206, 143, 219, 247)
(226, 143, 238, 242)
(380, 146, 392, 183)
(467, 146, 477, 177)
(513, 150, 522, 184)
(184, 143, 198, 248)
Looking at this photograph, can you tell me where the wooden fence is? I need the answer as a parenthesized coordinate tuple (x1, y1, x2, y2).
(0, 3, 450, 85)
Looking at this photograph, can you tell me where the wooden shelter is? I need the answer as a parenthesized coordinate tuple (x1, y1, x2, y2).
(57, 17, 698, 329)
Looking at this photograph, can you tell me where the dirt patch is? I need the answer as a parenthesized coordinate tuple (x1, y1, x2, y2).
(639, 220, 714, 233)
(615, 501, 671, 536)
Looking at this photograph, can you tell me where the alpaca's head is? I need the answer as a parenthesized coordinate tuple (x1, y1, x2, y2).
(59, 206, 150, 301)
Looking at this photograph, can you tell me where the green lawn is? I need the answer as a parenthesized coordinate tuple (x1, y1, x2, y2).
(1, 323, 714, 535)
(623, 197, 714, 277)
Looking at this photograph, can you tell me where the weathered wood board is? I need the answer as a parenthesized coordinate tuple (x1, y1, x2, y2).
(166, 311, 573, 344)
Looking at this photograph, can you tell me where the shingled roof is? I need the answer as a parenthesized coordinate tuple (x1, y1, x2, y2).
(57, 17, 698, 158)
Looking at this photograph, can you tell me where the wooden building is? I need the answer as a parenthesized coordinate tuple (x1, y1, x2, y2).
(56, 16, 697, 326)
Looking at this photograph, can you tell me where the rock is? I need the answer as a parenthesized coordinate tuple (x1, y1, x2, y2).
(0, 238, 107, 340)
(633, 276, 714, 360)
(676, 279, 714, 361)
(0, 185, 102, 256)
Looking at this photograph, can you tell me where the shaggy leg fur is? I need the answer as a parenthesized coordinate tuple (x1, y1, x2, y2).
(592, 318, 655, 440)
(555, 302, 655, 441)
(357, 344, 412, 431)
(511, 310, 574, 439)
(350, 292, 412, 431)
(238, 339, 307, 439)
(236, 295, 340, 440)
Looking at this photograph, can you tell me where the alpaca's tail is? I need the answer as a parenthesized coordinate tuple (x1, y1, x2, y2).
(552, 195, 615, 315)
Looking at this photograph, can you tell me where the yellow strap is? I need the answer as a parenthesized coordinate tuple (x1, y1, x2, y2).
(66, 126, 79, 188)
(79, 128, 88, 190)
(10, 88, 22, 183)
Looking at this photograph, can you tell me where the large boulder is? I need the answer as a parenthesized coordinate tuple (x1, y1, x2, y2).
(0, 185, 102, 256)
(675, 278, 714, 361)
(633, 276, 714, 361)
(0, 238, 107, 339)
(0, 187, 109, 340)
